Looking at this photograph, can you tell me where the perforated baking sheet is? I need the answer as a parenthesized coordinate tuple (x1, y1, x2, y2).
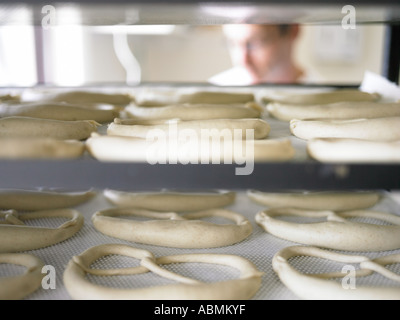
(1, 190, 400, 300)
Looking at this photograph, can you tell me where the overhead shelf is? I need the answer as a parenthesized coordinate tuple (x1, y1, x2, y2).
(0, 84, 398, 192)
(1, 1, 400, 26)
(0, 159, 398, 191)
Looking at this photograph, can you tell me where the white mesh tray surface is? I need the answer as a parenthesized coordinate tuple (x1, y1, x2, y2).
(1, 190, 400, 300)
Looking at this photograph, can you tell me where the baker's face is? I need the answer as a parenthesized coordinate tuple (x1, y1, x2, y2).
(224, 25, 293, 83)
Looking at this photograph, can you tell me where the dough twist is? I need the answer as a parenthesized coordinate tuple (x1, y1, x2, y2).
(0, 102, 119, 123)
(273, 246, 400, 300)
(267, 101, 400, 121)
(0, 253, 45, 300)
(134, 90, 254, 106)
(63, 244, 263, 300)
(290, 117, 400, 142)
(0, 209, 84, 253)
(0, 94, 20, 102)
(108, 118, 271, 140)
(86, 134, 295, 163)
(307, 138, 400, 163)
(0, 137, 85, 159)
(32, 90, 132, 106)
(92, 208, 252, 248)
(256, 208, 400, 251)
(263, 89, 380, 105)
(0, 116, 99, 140)
(0, 189, 95, 211)
(247, 190, 381, 211)
(103, 189, 235, 212)
(125, 102, 263, 120)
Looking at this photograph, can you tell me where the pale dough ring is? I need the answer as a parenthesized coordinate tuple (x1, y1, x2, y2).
(103, 189, 236, 212)
(263, 89, 380, 105)
(247, 190, 381, 211)
(266, 101, 400, 121)
(70, 244, 199, 284)
(0, 137, 85, 159)
(63, 244, 263, 300)
(36, 90, 132, 106)
(272, 246, 400, 300)
(0, 189, 96, 211)
(0, 116, 99, 140)
(0, 209, 84, 253)
(107, 118, 271, 140)
(0, 102, 119, 123)
(290, 117, 400, 142)
(70, 244, 155, 276)
(0, 253, 45, 300)
(86, 134, 295, 162)
(307, 138, 400, 163)
(92, 208, 253, 248)
(125, 102, 263, 120)
(256, 208, 400, 251)
(134, 90, 255, 106)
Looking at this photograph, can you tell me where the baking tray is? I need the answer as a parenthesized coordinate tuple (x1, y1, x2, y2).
(1, 189, 399, 300)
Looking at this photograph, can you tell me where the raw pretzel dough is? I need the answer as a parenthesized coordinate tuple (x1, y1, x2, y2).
(112, 118, 176, 126)
(35, 90, 132, 106)
(0, 253, 45, 300)
(0, 189, 95, 211)
(273, 246, 400, 300)
(103, 189, 235, 212)
(92, 208, 252, 248)
(0, 137, 85, 159)
(290, 117, 400, 141)
(263, 89, 380, 105)
(107, 118, 271, 140)
(0, 94, 20, 102)
(307, 138, 400, 163)
(86, 134, 295, 163)
(134, 90, 255, 106)
(267, 101, 400, 121)
(0, 209, 84, 253)
(63, 244, 262, 300)
(0, 116, 99, 140)
(0, 102, 119, 123)
(125, 102, 263, 120)
(256, 208, 400, 251)
(247, 190, 381, 211)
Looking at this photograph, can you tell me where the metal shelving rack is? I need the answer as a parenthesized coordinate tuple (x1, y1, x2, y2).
(0, 0, 399, 192)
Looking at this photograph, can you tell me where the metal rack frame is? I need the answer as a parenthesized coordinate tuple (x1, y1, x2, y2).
(0, 160, 399, 191)
(0, 1, 399, 191)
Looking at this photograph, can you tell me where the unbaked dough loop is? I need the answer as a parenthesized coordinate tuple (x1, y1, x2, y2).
(63, 243, 263, 300)
(256, 208, 400, 251)
(247, 190, 381, 211)
(103, 189, 236, 212)
(273, 245, 400, 300)
(0, 252, 45, 300)
(0, 189, 96, 211)
(92, 207, 252, 248)
(0, 209, 84, 253)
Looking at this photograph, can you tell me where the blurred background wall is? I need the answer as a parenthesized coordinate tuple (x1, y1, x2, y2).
(0, 23, 388, 86)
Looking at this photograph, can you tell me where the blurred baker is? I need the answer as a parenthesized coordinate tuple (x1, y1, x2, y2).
(209, 24, 313, 85)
